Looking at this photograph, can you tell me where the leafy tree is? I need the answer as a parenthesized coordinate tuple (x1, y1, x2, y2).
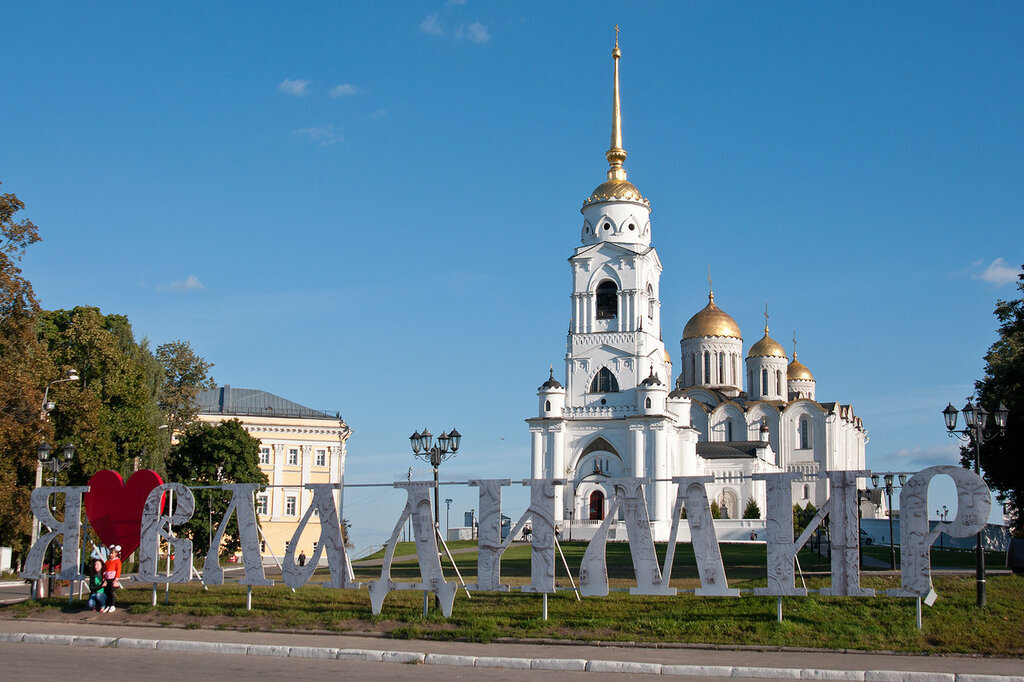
(972, 266, 1024, 533)
(0, 183, 53, 557)
(156, 339, 214, 434)
(793, 502, 817, 535)
(166, 419, 267, 557)
(709, 500, 721, 519)
(742, 497, 761, 519)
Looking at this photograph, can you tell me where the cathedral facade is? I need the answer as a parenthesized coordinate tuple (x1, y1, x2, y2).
(525, 38, 868, 541)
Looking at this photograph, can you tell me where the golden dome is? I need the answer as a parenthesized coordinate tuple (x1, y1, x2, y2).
(663, 349, 672, 364)
(747, 328, 788, 359)
(682, 292, 742, 340)
(787, 355, 814, 381)
(586, 179, 646, 205)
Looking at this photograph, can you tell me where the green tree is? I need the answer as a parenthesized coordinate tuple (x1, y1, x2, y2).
(156, 339, 215, 434)
(709, 500, 722, 519)
(0, 183, 53, 557)
(166, 419, 267, 557)
(972, 266, 1024, 533)
(793, 502, 817, 535)
(742, 497, 761, 519)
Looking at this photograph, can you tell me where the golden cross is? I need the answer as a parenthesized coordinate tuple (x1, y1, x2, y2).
(792, 330, 797, 356)
(707, 264, 712, 293)
(764, 303, 770, 329)
(614, 24, 620, 47)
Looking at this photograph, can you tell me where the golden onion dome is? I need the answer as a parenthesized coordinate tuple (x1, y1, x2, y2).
(787, 355, 814, 381)
(585, 179, 646, 205)
(747, 327, 788, 359)
(682, 292, 742, 340)
(663, 349, 672, 364)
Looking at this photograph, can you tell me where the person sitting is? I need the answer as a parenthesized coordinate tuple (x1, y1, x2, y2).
(87, 559, 106, 612)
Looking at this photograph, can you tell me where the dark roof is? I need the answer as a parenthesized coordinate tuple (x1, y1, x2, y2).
(539, 368, 563, 390)
(696, 440, 767, 459)
(198, 385, 341, 421)
(640, 369, 663, 387)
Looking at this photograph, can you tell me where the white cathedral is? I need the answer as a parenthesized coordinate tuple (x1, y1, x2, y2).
(525, 38, 869, 541)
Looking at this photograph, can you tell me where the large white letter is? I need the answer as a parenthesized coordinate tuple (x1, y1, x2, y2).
(368, 482, 456, 616)
(22, 486, 88, 580)
(886, 465, 990, 604)
(518, 478, 563, 594)
(674, 476, 739, 597)
(281, 483, 357, 590)
(204, 484, 272, 587)
(137, 483, 194, 583)
(753, 472, 806, 597)
(818, 470, 873, 597)
(468, 479, 512, 592)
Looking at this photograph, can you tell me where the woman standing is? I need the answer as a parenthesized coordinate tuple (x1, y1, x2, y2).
(102, 546, 122, 613)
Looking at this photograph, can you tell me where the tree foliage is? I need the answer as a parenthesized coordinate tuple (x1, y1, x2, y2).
(973, 267, 1024, 533)
(709, 500, 721, 519)
(166, 419, 267, 556)
(742, 497, 761, 519)
(793, 502, 817, 535)
(156, 340, 214, 434)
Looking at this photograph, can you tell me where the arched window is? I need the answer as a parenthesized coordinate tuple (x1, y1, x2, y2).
(799, 418, 809, 449)
(545, 400, 551, 412)
(647, 284, 654, 320)
(590, 367, 619, 393)
(589, 490, 605, 520)
(595, 280, 618, 319)
(704, 353, 711, 384)
(803, 484, 810, 499)
(690, 354, 696, 385)
(761, 369, 768, 396)
(718, 353, 725, 384)
(727, 420, 734, 441)
(645, 397, 652, 409)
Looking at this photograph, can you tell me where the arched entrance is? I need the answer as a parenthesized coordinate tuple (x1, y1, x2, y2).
(589, 490, 605, 520)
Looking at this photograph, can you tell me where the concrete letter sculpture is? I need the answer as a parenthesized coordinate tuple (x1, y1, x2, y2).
(887, 465, 990, 604)
(369, 482, 456, 616)
(818, 470, 874, 597)
(22, 486, 89, 580)
(137, 483, 194, 583)
(468, 479, 512, 591)
(282, 483, 357, 590)
(204, 484, 272, 587)
(753, 472, 806, 597)
(517, 478, 564, 594)
(673, 476, 739, 597)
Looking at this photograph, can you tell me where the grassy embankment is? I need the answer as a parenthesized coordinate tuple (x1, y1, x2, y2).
(5, 542, 1022, 654)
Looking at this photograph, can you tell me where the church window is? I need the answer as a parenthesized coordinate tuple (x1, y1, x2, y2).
(718, 353, 725, 383)
(603, 222, 611, 231)
(590, 367, 619, 393)
(629, 223, 636, 231)
(777, 370, 783, 396)
(727, 420, 734, 441)
(647, 285, 654, 320)
(690, 354, 696, 385)
(799, 418, 809, 449)
(703, 353, 710, 384)
(645, 397, 651, 409)
(803, 484, 810, 499)
(595, 280, 618, 319)
(545, 400, 551, 411)
(589, 490, 605, 520)
(761, 369, 768, 396)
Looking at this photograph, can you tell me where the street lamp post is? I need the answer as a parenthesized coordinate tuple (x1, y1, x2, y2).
(31, 369, 80, 550)
(943, 398, 1009, 608)
(444, 498, 453, 537)
(871, 472, 907, 570)
(409, 428, 462, 541)
(936, 505, 949, 551)
(36, 441, 76, 596)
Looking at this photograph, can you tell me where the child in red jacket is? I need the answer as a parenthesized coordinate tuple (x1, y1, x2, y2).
(102, 546, 122, 613)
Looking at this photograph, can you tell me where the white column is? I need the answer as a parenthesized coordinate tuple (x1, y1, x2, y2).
(652, 423, 668, 522)
(630, 423, 645, 477)
(530, 427, 544, 478)
(551, 425, 565, 522)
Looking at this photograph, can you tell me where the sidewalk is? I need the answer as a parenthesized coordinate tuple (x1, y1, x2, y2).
(0, 618, 1020, 679)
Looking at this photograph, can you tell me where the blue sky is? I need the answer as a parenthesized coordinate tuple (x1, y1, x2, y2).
(3, 2, 1022, 551)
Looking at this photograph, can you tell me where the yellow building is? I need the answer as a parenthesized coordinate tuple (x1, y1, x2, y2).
(197, 385, 351, 559)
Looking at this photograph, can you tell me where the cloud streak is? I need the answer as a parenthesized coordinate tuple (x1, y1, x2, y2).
(462, 22, 490, 44)
(294, 125, 343, 146)
(973, 257, 1021, 286)
(329, 83, 359, 97)
(278, 78, 312, 97)
(420, 13, 444, 36)
(159, 275, 204, 292)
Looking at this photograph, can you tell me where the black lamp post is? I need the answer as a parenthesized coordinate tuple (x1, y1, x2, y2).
(871, 472, 907, 570)
(943, 398, 1008, 607)
(936, 505, 949, 551)
(409, 428, 462, 540)
(37, 441, 76, 595)
(444, 498, 453, 537)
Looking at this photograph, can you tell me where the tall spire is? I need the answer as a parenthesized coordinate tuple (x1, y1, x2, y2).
(606, 25, 627, 181)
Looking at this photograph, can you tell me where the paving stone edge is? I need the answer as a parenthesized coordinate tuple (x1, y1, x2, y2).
(3, 632, 1022, 680)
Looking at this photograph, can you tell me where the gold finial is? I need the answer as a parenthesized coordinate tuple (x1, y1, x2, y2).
(763, 303, 770, 334)
(606, 26, 627, 181)
(792, 330, 798, 359)
(707, 265, 713, 296)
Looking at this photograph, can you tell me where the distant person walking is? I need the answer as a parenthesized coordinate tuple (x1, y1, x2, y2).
(298, 551, 306, 567)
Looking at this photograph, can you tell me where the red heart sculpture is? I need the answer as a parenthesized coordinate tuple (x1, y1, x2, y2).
(83, 469, 165, 558)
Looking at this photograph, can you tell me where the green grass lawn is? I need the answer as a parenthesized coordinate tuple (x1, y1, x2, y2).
(6, 541, 1022, 654)
(859, 545, 1006, 569)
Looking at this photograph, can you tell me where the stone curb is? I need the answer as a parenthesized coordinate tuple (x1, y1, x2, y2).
(4, 632, 1023, 680)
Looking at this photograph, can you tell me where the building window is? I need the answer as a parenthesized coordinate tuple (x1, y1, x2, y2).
(285, 496, 297, 516)
(761, 369, 768, 396)
(645, 397, 651, 409)
(727, 420, 734, 441)
(704, 353, 710, 384)
(545, 399, 551, 411)
(799, 418, 810, 449)
(312, 541, 318, 553)
(590, 367, 619, 393)
(256, 495, 268, 515)
(719, 353, 726, 384)
(287, 448, 299, 466)
(315, 449, 326, 467)
(595, 280, 618, 320)
(260, 540, 266, 552)
(259, 447, 271, 465)
(803, 484, 810, 499)
(285, 540, 291, 553)
(647, 284, 654, 320)
(777, 370, 783, 396)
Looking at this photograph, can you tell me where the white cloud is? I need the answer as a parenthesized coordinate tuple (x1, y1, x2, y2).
(329, 83, 359, 97)
(973, 257, 1021, 286)
(278, 78, 312, 97)
(875, 444, 961, 470)
(420, 13, 444, 36)
(445, 0, 466, 6)
(159, 275, 204, 292)
(294, 125, 343, 146)
(463, 22, 490, 44)
(370, 109, 388, 119)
